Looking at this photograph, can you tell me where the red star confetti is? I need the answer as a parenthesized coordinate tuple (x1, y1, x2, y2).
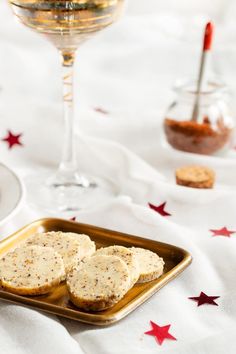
(189, 292, 220, 306)
(145, 321, 177, 345)
(148, 202, 171, 217)
(94, 107, 109, 115)
(2, 130, 23, 149)
(210, 227, 236, 238)
(70, 217, 76, 221)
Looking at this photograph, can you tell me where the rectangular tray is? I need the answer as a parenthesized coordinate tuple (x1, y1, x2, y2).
(0, 218, 192, 326)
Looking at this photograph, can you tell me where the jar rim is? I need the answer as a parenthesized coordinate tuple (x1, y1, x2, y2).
(173, 77, 228, 96)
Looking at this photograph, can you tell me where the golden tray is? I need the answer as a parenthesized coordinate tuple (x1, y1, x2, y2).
(0, 218, 192, 326)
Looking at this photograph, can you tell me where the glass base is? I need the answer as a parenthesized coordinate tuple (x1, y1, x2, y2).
(25, 170, 117, 215)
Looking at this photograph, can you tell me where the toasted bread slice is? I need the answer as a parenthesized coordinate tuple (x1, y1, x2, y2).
(67, 255, 130, 311)
(0, 246, 65, 295)
(64, 233, 96, 259)
(94, 245, 139, 287)
(130, 247, 164, 283)
(25, 232, 81, 273)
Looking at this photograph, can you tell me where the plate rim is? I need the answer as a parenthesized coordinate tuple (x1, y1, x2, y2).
(0, 162, 25, 226)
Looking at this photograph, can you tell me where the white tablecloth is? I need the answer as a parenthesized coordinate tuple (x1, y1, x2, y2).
(0, 1, 236, 353)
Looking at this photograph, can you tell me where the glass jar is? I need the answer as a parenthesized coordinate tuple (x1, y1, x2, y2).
(163, 79, 235, 155)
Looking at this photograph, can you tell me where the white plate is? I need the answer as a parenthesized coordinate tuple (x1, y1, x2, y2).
(0, 163, 24, 225)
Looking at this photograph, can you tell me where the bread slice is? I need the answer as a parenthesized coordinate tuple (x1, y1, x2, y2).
(63, 233, 96, 259)
(94, 246, 139, 287)
(130, 247, 164, 283)
(24, 232, 81, 273)
(67, 255, 131, 311)
(0, 246, 65, 296)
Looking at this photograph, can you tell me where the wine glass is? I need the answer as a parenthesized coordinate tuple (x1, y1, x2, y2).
(8, 0, 124, 213)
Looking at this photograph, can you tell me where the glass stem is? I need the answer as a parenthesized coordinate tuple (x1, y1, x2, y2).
(48, 50, 90, 190)
(59, 51, 77, 176)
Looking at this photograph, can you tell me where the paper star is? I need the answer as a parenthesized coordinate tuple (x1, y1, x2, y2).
(2, 130, 23, 149)
(145, 321, 177, 345)
(70, 217, 76, 221)
(210, 227, 236, 238)
(94, 107, 109, 115)
(189, 292, 220, 306)
(148, 202, 171, 216)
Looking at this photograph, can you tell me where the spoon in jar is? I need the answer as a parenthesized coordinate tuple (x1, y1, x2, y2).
(191, 22, 214, 122)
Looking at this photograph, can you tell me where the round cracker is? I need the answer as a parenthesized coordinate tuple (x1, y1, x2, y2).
(175, 165, 215, 189)
(94, 245, 139, 286)
(0, 246, 65, 295)
(67, 255, 130, 311)
(63, 233, 96, 259)
(130, 247, 164, 283)
(25, 231, 81, 272)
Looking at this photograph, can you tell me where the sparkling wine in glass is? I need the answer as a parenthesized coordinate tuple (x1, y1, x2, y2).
(8, 0, 124, 213)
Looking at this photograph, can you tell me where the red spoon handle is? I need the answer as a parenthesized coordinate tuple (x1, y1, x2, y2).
(203, 22, 214, 51)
